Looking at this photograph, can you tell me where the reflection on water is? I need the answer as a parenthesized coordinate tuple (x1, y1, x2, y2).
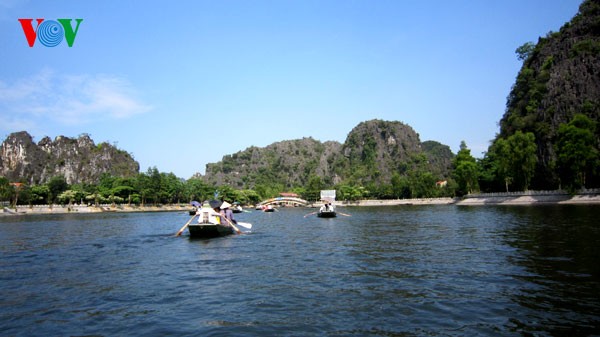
(1, 206, 599, 336)
(495, 206, 600, 336)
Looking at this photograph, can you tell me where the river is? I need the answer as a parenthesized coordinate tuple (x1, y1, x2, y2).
(1, 205, 599, 336)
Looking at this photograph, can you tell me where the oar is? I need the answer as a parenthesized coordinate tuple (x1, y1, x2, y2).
(337, 211, 351, 217)
(235, 221, 252, 229)
(175, 215, 196, 236)
(221, 217, 242, 234)
(303, 211, 317, 218)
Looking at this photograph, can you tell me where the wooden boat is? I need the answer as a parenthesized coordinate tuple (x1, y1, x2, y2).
(317, 210, 337, 218)
(232, 204, 243, 213)
(188, 222, 234, 238)
(261, 205, 275, 212)
(188, 201, 202, 215)
(317, 190, 337, 218)
(187, 202, 234, 238)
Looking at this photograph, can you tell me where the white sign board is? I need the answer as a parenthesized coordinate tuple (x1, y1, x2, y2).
(320, 190, 336, 200)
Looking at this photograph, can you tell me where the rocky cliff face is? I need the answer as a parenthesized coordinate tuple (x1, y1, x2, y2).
(202, 119, 454, 188)
(499, 0, 600, 187)
(0, 131, 139, 185)
(204, 137, 342, 188)
(337, 120, 425, 183)
(421, 140, 454, 178)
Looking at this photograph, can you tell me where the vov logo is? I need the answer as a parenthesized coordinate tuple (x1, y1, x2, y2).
(18, 19, 83, 47)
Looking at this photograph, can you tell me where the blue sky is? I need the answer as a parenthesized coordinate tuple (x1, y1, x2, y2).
(0, 0, 582, 179)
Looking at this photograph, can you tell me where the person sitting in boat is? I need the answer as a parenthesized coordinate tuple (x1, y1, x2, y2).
(196, 202, 222, 224)
(232, 203, 243, 213)
(219, 201, 236, 224)
(320, 201, 334, 213)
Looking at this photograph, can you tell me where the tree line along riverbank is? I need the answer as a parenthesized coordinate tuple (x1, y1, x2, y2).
(3, 189, 600, 216)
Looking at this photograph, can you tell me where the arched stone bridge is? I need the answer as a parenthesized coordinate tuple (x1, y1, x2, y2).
(259, 197, 308, 207)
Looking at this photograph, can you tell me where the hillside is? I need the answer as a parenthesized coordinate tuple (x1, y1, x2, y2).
(202, 119, 454, 189)
(204, 137, 342, 189)
(0, 131, 139, 185)
(498, 0, 600, 188)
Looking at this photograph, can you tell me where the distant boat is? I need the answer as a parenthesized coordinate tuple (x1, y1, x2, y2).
(317, 189, 336, 218)
(189, 201, 201, 215)
(262, 205, 275, 212)
(232, 203, 243, 213)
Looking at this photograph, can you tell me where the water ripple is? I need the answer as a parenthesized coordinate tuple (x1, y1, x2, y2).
(1, 206, 600, 335)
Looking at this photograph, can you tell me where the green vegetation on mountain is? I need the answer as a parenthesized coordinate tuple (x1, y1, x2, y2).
(201, 119, 455, 200)
(0, 121, 457, 207)
(204, 137, 341, 190)
(483, 0, 600, 191)
(0, 131, 139, 185)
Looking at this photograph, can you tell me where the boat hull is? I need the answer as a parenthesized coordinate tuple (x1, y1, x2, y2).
(188, 223, 234, 238)
(317, 211, 337, 218)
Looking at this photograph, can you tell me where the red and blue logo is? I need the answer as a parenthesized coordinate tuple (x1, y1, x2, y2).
(18, 18, 83, 47)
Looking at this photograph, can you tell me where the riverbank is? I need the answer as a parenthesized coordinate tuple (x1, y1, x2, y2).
(337, 189, 600, 206)
(338, 198, 456, 206)
(457, 190, 600, 205)
(2, 204, 191, 216)
(3, 190, 600, 216)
